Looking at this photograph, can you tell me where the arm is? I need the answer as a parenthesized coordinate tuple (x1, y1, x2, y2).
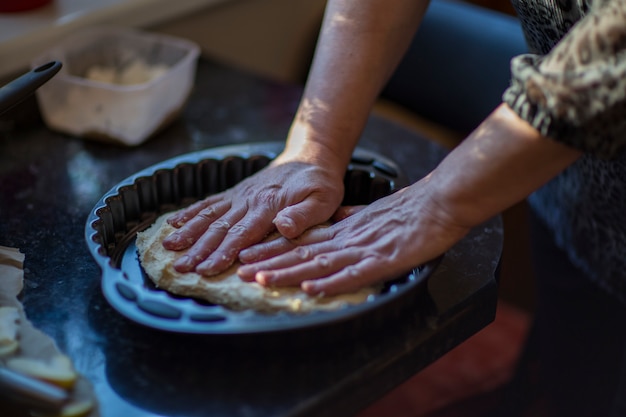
(238, 103, 582, 295)
(428, 104, 581, 229)
(238, 0, 626, 295)
(278, 0, 430, 177)
(162, 0, 430, 275)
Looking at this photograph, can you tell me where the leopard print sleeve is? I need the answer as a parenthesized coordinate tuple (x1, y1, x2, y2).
(503, 0, 626, 158)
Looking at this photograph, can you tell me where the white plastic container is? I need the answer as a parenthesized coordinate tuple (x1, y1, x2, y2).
(32, 27, 200, 146)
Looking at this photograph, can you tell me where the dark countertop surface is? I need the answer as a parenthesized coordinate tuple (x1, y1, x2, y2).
(0, 59, 502, 417)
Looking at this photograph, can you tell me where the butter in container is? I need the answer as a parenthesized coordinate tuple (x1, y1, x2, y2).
(32, 27, 200, 146)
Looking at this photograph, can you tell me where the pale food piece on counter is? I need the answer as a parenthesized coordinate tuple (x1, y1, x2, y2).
(0, 306, 20, 357)
(57, 400, 95, 417)
(7, 354, 79, 389)
(32, 399, 96, 417)
(136, 212, 379, 314)
(0, 341, 18, 357)
(0, 306, 19, 344)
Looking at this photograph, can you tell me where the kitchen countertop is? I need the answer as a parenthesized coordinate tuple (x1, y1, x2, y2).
(0, 58, 502, 417)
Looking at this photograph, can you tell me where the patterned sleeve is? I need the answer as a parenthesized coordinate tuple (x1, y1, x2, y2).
(503, 0, 626, 158)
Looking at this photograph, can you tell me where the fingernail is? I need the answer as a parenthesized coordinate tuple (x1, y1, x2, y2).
(255, 272, 272, 286)
(237, 265, 255, 281)
(163, 232, 179, 244)
(166, 216, 184, 228)
(302, 281, 320, 295)
(196, 260, 216, 276)
(163, 233, 195, 251)
(274, 216, 295, 234)
(173, 255, 194, 272)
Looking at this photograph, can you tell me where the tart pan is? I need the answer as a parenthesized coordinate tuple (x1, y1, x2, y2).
(85, 142, 440, 334)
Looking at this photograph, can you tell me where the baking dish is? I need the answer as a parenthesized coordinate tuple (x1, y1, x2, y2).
(85, 142, 441, 335)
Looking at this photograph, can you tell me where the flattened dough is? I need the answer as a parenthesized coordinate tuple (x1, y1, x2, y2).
(136, 212, 378, 313)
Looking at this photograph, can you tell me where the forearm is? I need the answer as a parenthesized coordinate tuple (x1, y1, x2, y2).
(428, 103, 582, 228)
(281, 0, 430, 173)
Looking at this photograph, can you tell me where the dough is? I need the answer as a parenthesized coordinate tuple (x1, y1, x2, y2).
(136, 212, 378, 314)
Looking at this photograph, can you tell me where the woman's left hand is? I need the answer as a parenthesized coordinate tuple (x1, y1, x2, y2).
(237, 178, 471, 296)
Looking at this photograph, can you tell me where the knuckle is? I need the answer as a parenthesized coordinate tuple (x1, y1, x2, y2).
(344, 265, 360, 277)
(197, 206, 217, 221)
(226, 223, 248, 238)
(255, 188, 283, 211)
(294, 246, 312, 260)
(208, 220, 230, 232)
(314, 254, 331, 268)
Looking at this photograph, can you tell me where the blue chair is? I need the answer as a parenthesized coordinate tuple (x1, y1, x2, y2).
(381, 0, 528, 133)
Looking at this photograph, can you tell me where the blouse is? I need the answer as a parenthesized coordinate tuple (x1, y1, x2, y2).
(503, 0, 626, 303)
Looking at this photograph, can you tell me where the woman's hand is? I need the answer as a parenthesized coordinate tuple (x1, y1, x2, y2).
(237, 177, 471, 296)
(161, 158, 345, 276)
(180, 0, 429, 285)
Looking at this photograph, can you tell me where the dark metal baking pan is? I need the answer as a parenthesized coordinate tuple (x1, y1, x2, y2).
(85, 142, 441, 334)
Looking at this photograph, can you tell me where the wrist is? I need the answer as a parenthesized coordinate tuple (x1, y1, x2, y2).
(276, 119, 355, 179)
(426, 104, 581, 228)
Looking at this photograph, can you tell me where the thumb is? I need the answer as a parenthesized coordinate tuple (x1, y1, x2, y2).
(273, 200, 336, 239)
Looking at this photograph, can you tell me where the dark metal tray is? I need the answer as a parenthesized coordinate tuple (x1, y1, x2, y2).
(85, 142, 440, 335)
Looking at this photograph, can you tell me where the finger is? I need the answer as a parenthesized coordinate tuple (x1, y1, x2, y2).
(162, 200, 230, 250)
(237, 238, 297, 273)
(238, 242, 318, 282)
(166, 194, 223, 227)
(273, 197, 338, 239)
(238, 226, 333, 265)
(331, 205, 366, 222)
(301, 256, 393, 296)
(195, 213, 276, 276)
(252, 248, 364, 288)
(172, 208, 245, 272)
